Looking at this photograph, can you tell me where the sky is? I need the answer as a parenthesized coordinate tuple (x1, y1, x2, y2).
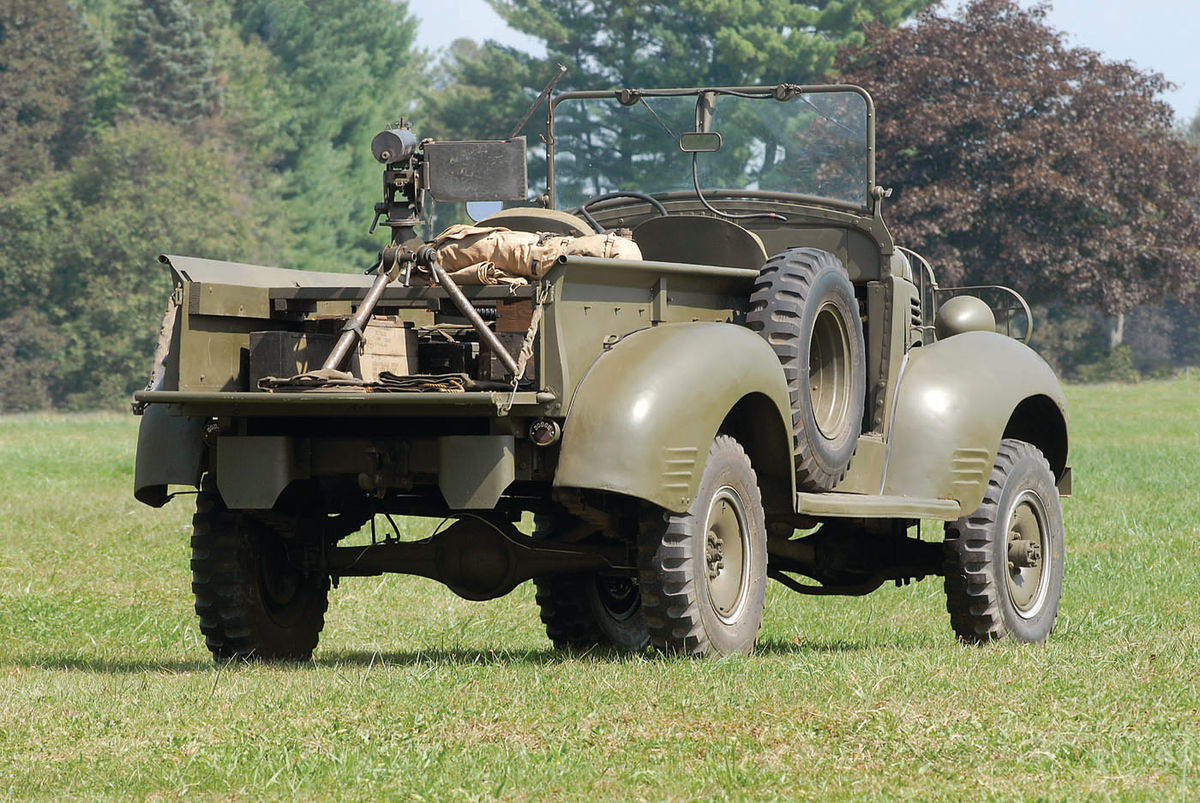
(410, 0, 1199, 122)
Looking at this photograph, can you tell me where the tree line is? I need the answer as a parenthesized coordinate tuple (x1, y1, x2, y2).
(2, 0, 1198, 411)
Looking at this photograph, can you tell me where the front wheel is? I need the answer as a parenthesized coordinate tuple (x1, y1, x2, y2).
(638, 435, 767, 656)
(943, 439, 1065, 643)
(191, 479, 329, 661)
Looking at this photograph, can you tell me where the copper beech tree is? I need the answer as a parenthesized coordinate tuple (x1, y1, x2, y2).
(837, 0, 1200, 316)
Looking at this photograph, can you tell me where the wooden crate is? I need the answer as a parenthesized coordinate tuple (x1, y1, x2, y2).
(249, 331, 336, 384)
(359, 319, 417, 380)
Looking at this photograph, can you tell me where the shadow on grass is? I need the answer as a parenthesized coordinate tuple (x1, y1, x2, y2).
(319, 645, 624, 668)
(755, 637, 876, 655)
(7, 647, 613, 673)
(320, 635, 907, 668)
(8, 655, 217, 674)
(7, 635, 922, 674)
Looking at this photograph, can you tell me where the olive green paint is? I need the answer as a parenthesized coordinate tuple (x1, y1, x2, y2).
(554, 323, 794, 513)
(882, 331, 1068, 512)
(935, 295, 997, 339)
(130, 85, 1070, 632)
(438, 436, 516, 510)
(216, 436, 311, 510)
(132, 405, 204, 507)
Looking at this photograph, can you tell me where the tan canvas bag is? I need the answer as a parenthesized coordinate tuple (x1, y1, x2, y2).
(433, 225, 641, 279)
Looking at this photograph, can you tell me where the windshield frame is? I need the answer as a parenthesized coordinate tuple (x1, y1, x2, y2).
(545, 84, 877, 214)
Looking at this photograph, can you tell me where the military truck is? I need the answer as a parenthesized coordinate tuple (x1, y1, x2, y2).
(132, 83, 1069, 660)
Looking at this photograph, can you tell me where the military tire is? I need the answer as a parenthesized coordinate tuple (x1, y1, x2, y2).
(191, 479, 329, 661)
(532, 516, 649, 652)
(746, 247, 865, 491)
(943, 439, 1065, 643)
(638, 435, 767, 656)
(533, 574, 649, 651)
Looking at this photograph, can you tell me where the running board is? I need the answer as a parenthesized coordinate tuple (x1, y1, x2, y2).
(796, 492, 962, 520)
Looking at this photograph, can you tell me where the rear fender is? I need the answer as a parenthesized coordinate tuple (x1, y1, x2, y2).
(134, 405, 205, 507)
(554, 323, 794, 513)
(883, 331, 1068, 514)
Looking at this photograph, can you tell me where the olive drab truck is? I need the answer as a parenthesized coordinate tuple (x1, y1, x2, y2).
(133, 83, 1070, 660)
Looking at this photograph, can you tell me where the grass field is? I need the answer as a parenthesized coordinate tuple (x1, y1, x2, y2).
(1, 381, 1198, 800)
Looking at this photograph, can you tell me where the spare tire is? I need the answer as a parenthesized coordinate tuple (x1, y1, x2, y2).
(746, 248, 866, 491)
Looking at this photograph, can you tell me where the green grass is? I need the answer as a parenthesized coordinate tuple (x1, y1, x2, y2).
(2, 382, 1198, 800)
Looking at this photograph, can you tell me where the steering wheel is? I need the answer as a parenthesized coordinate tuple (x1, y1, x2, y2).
(573, 191, 669, 234)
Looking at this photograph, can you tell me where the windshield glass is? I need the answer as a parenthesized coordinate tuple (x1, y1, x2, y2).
(549, 86, 872, 211)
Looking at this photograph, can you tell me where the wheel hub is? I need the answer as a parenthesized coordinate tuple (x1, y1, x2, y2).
(809, 302, 853, 439)
(705, 487, 750, 624)
(1005, 490, 1051, 618)
(706, 531, 725, 579)
(594, 576, 640, 622)
(1007, 538, 1042, 569)
(257, 533, 305, 613)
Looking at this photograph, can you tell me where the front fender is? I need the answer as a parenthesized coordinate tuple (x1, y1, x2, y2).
(883, 331, 1068, 514)
(554, 323, 793, 512)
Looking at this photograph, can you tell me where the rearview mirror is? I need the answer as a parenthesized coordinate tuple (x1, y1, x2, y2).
(678, 131, 722, 153)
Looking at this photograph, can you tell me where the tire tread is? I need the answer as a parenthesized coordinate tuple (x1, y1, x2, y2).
(943, 439, 1063, 643)
(745, 247, 864, 491)
(190, 476, 327, 661)
(638, 436, 766, 656)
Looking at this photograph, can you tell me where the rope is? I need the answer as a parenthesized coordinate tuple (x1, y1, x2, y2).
(502, 292, 546, 412)
(513, 300, 544, 381)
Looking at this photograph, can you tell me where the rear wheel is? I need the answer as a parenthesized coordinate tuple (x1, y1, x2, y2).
(746, 247, 865, 491)
(533, 573, 649, 652)
(532, 515, 649, 652)
(943, 439, 1065, 643)
(638, 435, 767, 656)
(191, 478, 329, 661)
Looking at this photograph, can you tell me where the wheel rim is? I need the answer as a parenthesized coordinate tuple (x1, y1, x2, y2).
(809, 301, 853, 439)
(593, 576, 640, 623)
(704, 486, 751, 624)
(258, 533, 305, 622)
(1005, 489, 1051, 618)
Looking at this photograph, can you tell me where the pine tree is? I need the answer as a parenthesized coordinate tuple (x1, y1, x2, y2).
(421, 0, 932, 212)
(229, 0, 421, 268)
(118, 0, 220, 125)
(425, 0, 933, 141)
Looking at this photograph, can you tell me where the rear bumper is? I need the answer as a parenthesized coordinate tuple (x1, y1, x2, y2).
(132, 389, 557, 509)
(133, 389, 555, 418)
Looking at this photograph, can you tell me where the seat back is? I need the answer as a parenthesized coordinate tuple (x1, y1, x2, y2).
(631, 215, 768, 270)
